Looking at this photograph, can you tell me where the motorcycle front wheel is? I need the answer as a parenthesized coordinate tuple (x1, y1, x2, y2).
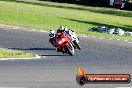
(65, 44, 74, 56)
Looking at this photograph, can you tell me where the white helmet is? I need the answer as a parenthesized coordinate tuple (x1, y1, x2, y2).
(57, 26, 65, 32)
(48, 30, 55, 37)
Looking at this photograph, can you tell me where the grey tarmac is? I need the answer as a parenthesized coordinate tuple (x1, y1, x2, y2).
(0, 28, 132, 88)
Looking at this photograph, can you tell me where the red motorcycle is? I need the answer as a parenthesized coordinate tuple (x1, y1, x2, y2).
(55, 32, 75, 56)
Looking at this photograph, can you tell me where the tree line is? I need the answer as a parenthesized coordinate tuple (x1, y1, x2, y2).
(39, 0, 132, 10)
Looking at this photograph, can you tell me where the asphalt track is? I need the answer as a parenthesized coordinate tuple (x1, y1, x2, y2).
(0, 28, 132, 88)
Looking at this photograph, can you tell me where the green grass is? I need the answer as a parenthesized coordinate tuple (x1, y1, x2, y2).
(0, 48, 33, 58)
(0, 0, 132, 40)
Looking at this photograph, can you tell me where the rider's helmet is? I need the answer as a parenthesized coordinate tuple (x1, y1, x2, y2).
(57, 26, 65, 33)
(48, 30, 55, 38)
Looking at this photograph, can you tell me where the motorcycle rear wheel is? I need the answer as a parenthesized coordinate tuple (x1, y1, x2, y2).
(73, 41, 81, 50)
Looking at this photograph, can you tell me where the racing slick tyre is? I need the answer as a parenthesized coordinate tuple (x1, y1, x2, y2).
(65, 44, 74, 56)
(73, 41, 81, 50)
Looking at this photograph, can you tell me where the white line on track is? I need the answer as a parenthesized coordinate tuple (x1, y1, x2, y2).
(99, 37, 103, 39)
(124, 40, 128, 41)
(109, 38, 113, 39)
(128, 42, 132, 44)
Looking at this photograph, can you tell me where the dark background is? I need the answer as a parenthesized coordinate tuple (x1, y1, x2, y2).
(39, 0, 132, 10)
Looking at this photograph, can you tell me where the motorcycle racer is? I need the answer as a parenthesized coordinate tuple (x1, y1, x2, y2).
(57, 26, 73, 36)
(48, 29, 67, 52)
(55, 32, 75, 55)
(48, 30, 56, 47)
(49, 26, 81, 53)
(57, 26, 81, 50)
